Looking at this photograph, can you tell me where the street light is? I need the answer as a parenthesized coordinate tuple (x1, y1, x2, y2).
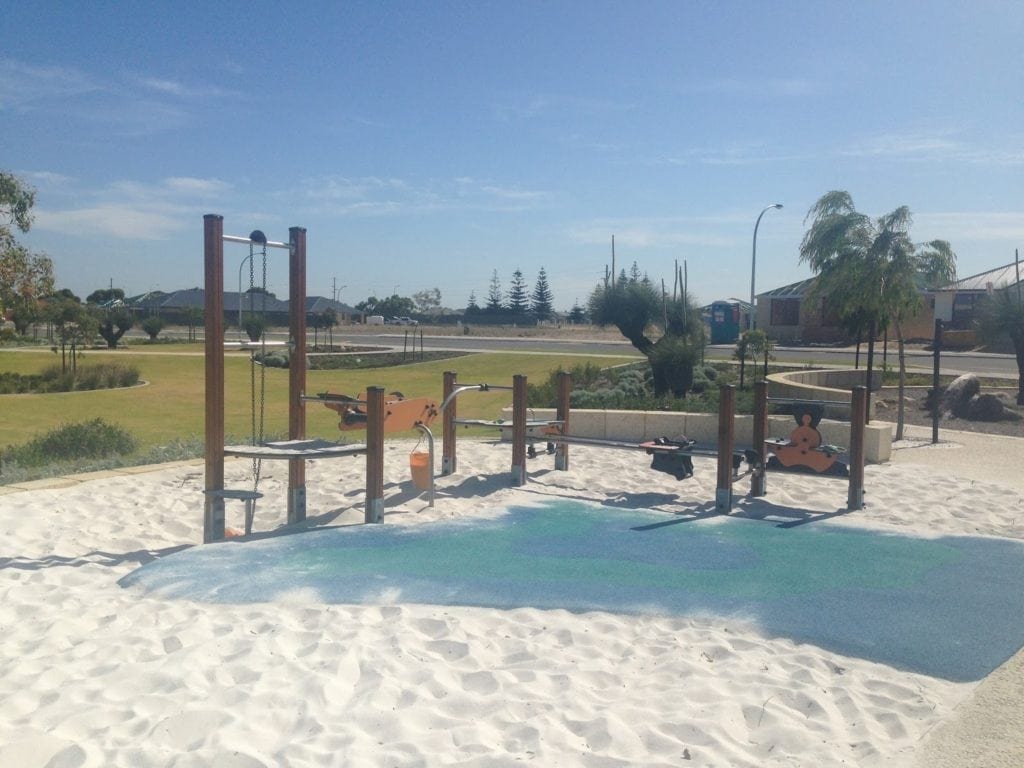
(750, 203, 783, 331)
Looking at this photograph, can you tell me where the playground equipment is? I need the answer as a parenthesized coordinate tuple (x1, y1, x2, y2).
(751, 380, 867, 511)
(439, 370, 757, 513)
(764, 403, 848, 475)
(203, 215, 425, 541)
(320, 389, 439, 501)
(440, 372, 565, 485)
(544, 373, 758, 513)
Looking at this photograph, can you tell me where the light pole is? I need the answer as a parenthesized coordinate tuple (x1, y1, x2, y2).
(750, 203, 783, 331)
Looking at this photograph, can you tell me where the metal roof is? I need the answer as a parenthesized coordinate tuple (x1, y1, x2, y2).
(758, 278, 816, 298)
(937, 262, 1024, 292)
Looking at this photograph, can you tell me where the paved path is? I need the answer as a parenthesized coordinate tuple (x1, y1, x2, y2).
(892, 425, 1024, 768)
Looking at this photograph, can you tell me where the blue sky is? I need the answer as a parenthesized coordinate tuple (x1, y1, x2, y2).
(3, 1, 1022, 311)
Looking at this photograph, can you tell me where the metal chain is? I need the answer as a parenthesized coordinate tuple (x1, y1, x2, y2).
(248, 242, 264, 492)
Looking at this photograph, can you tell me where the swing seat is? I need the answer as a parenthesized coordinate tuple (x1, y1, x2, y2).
(204, 488, 264, 536)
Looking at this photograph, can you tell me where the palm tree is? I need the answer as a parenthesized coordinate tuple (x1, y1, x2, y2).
(977, 288, 1024, 405)
(800, 191, 955, 438)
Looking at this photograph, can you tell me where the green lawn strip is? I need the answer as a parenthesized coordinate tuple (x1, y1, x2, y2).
(0, 349, 629, 452)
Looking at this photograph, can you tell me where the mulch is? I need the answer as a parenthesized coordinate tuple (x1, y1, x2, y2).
(875, 387, 1023, 438)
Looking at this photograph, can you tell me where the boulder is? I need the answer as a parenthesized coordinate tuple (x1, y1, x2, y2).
(941, 373, 981, 417)
(965, 394, 1007, 422)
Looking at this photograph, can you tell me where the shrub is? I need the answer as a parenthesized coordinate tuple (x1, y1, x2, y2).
(140, 315, 164, 340)
(4, 419, 138, 466)
(254, 351, 290, 368)
(34, 362, 140, 392)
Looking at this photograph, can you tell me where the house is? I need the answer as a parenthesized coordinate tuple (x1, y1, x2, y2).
(755, 278, 937, 344)
(933, 261, 1024, 330)
(125, 290, 362, 326)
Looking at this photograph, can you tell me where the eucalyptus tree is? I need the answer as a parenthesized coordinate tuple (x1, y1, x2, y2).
(800, 191, 956, 438)
(1, 172, 54, 319)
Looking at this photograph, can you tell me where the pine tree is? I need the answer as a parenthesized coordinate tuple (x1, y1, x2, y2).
(567, 300, 585, 323)
(507, 268, 530, 316)
(530, 267, 554, 321)
(485, 270, 503, 313)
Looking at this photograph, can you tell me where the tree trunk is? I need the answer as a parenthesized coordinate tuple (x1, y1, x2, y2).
(648, 352, 693, 398)
(865, 321, 876, 425)
(895, 322, 907, 441)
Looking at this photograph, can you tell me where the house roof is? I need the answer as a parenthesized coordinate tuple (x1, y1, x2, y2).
(305, 296, 361, 315)
(125, 289, 357, 314)
(937, 262, 1024, 292)
(758, 278, 816, 299)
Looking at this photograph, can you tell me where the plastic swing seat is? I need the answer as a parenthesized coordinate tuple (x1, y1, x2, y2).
(645, 436, 695, 480)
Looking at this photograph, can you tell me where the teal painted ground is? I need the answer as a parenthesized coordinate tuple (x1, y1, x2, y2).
(120, 500, 1024, 682)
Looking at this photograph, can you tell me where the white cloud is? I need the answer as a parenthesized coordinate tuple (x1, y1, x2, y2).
(915, 212, 1024, 243)
(568, 217, 737, 249)
(295, 175, 550, 217)
(136, 76, 232, 99)
(164, 177, 233, 196)
(0, 58, 100, 110)
(682, 76, 818, 98)
(30, 176, 231, 240)
(19, 170, 76, 188)
(35, 205, 184, 240)
(842, 132, 1024, 165)
(493, 91, 634, 122)
(662, 144, 815, 166)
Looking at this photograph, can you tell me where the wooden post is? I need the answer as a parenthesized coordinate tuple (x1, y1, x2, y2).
(365, 387, 385, 522)
(715, 384, 735, 513)
(751, 380, 768, 497)
(932, 319, 943, 445)
(555, 371, 571, 471)
(203, 214, 226, 543)
(287, 226, 307, 525)
(848, 386, 867, 510)
(442, 371, 457, 475)
(511, 374, 527, 486)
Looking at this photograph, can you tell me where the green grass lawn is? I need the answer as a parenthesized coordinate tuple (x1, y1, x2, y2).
(0, 347, 632, 452)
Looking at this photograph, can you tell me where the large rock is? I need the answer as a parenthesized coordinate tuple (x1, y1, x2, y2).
(966, 393, 1008, 422)
(942, 373, 981, 417)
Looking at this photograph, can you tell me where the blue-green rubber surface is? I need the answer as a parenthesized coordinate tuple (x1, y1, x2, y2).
(120, 500, 1024, 681)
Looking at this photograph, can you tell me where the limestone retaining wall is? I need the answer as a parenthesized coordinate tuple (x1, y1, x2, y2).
(502, 407, 892, 463)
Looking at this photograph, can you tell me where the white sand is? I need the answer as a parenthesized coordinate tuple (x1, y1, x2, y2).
(1, 439, 1022, 767)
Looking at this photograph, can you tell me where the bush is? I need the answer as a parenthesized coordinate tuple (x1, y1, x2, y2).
(4, 418, 138, 466)
(254, 351, 290, 368)
(38, 362, 140, 392)
(140, 315, 164, 340)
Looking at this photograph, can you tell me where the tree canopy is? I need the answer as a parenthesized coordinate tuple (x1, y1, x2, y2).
(588, 267, 704, 397)
(530, 267, 554, 321)
(977, 288, 1024, 404)
(799, 190, 956, 437)
(1, 172, 54, 317)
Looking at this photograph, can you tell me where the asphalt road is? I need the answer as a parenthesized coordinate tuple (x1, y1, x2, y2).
(332, 331, 1019, 379)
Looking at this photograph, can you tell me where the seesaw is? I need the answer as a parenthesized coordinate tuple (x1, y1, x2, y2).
(319, 391, 439, 431)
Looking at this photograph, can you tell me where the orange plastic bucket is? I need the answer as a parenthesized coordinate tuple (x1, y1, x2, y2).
(409, 451, 431, 491)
